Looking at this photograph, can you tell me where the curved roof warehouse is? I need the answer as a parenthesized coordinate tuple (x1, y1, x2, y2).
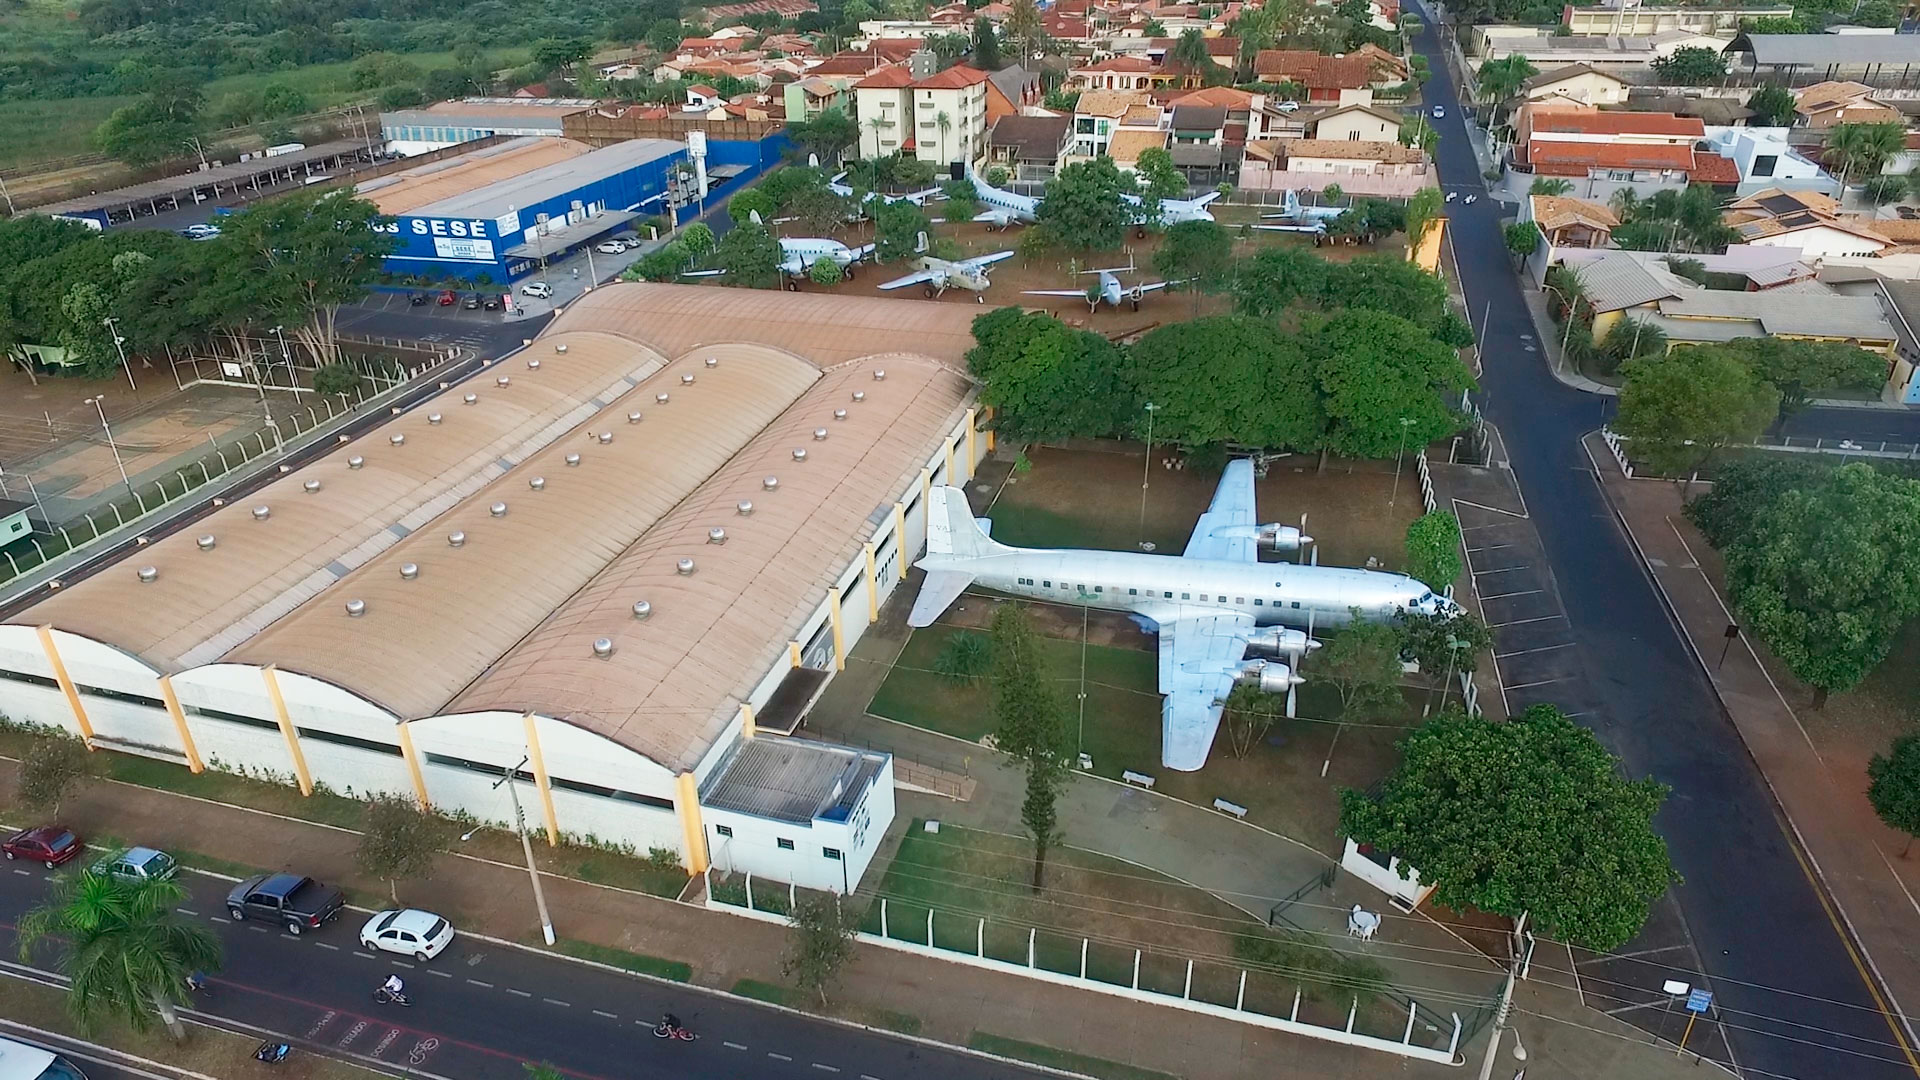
(0, 285, 986, 894)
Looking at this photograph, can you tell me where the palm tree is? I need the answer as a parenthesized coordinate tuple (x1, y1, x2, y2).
(1476, 55, 1538, 110)
(1170, 28, 1218, 84)
(1826, 121, 1909, 196)
(1004, 0, 1043, 61)
(18, 874, 221, 1041)
(935, 111, 953, 164)
(1528, 177, 1573, 196)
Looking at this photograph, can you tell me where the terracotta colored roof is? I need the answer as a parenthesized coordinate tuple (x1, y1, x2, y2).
(1862, 217, 1920, 243)
(1147, 36, 1240, 57)
(808, 53, 892, 75)
(1253, 49, 1373, 90)
(1122, 103, 1164, 124)
(1045, 14, 1089, 37)
(1172, 86, 1256, 109)
(1080, 56, 1157, 72)
(1076, 89, 1150, 117)
(1527, 141, 1696, 174)
(1795, 80, 1877, 111)
(855, 65, 915, 89)
(869, 38, 926, 61)
(915, 64, 991, 90)
(1521, 63, 1626, 93)
(1282, 138, 1424, 163)
(1529, 194, 1619, 233)
(1690, 151, 1741, 185)
(1106, 127, 1169, 162)
(688, 83, 720, 96)
(1529, 111, 1703, 137)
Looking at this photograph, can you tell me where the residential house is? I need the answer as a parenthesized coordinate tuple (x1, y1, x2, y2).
(1724, 187, 1894, 260)
(1517, 193, 1619, 282)
(1169, 86, 1267, 144)
(1107, 127, 1171, 172)
(805, 52, 897, 79)
(1239, 138, 1431, 195)
(1351, 44, 1410, 84)
(853, 66, 916, 158)
(1069, 90, 1152, 158)
(987, 114, 1074, 178)
(782, 76, 852, 122)
(1516, 106, 1739, 187)
(1518, 64, 1630, 106)
(911, 65, 993, 168)
(1564, 250, 1897, 352)
(759, 34, 818, 57)
(1073, 55, 1168, 91)
(1470, 26, 1734, 68)
(1045, 12, 1091, 41)
(1871, 279, 1920, 403)
(1700, 126, 1834, 194)
(1170, 104, 1227, 147)
(1792, 81, 1901, 129)
(1309, 102, 1403, 142)
(1253, 50, 1390, 103)
(1143, 35, 1242, 69)
(687, 84, 723, 110)
(986, 66, 1043, 122)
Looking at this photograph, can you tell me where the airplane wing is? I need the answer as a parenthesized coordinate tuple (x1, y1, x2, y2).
(680, 268, 729, 278)
(1155, 609, 1255, 771)
(972, 210, 1008, 223)
(1021, 289, 1092, 297)
(900, 187, 942, 204)
(1183, 458, 1258, 562)
(1188, 191, 1222, 208)
(1137, 280, 1178, 294)
(848, 243, 876, 261)
(878, 267, 937, 290)
(961, 250, 1016, 269)
(1254, 223, 1324, 234)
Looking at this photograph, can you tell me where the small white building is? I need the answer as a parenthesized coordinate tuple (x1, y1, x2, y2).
(1702, 126, 1834, 195)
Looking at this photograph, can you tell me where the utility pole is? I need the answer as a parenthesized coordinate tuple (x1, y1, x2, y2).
(102, 316, 136, 392)
(1477, 910, 1528, 1080)
(1138, 402, 1157, 549)
(86, 396, 133, 493)
(499, 757, 556, 946)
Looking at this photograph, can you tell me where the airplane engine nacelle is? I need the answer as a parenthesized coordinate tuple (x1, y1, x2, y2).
(1235, 658, 1303, 694)
(1246, 627, 1321, 658)
(1254, 523, 1313, 552)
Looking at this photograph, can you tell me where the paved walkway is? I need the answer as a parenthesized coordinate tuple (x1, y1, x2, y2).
(1583, 431, 1920, 1068)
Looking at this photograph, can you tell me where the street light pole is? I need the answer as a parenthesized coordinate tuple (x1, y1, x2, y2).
(102, 317, 136, 392)
(1138, 402, 1157, 549)
(498, 756, 556, 946)
(1389, 417, 1414, 507)
(262, 327, 288, 455)
(86, 396, 132, 493)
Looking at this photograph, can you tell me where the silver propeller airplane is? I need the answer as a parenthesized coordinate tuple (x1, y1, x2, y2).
(684, 211, 873, 288)
(1261, 188, 1346, 224)
(1023, 260, 1179, 311)
(877, 232, 1015, 301)
(909, 460, 1460, 770)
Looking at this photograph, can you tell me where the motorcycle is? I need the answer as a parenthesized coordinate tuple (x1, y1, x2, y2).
(254, 1041, 291, 1064)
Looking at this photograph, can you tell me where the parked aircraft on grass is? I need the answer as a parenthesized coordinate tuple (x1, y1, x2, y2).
(965, 165, 1042, 230)
(683, 211, 874, 289)
(909, 460, 1460, 770)
(1022, 260, 1181, 311)
(826, 170, 942, 219)
(877, 232, 1015, 301)
(1262, 188, 1347, 224)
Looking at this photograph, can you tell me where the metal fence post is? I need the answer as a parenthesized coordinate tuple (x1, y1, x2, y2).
(1291, 989, 1301, 1021)
(1236, 971, 1246, 1010)
(788, 882, 796, 910)
(1447, 1014, 1462, 1058)
(925, 907, 933, 946)
(1345, 998, 1357, 1033)
(1404, 1001, 1418, 1044)
(133, 490, 148, 515)
(1132, 950, 1141, 990)
(1080, 938, 1088, 979)
(880, 898, 888, 939)
(1027, 928, 1035, 969)
(1183, 960, 1193, 1000)
(745, 873, 754, 911)
(58, 526, 72, 548)
(976, 919, 984, 957)
(5, 552, 16, 578)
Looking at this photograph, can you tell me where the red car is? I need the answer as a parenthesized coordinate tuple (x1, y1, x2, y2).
(437, 289, 457, 306)
(3, 826, 81, 869)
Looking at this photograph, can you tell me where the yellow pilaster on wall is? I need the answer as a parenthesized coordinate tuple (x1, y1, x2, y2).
(396, 723, 430, 810)
(965, 408, 978, 480)
(674, 771, 710, 874)
(892, 502, 906, 559)
(156, 676, 202, 773)
(35, 626, 95, 744)
(739, 702, 756, 740)
(922, 466, 933, 505)
(520, 713, 562, 847)
(945, 439, 955, 484)
(828, 590, 846, 671)
(863, 542, 879, 623)
(259, 666, 312, 796)
(789, 640, 802, 668)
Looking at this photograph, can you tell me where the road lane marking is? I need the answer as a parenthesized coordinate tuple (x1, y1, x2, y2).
(542, 997, 570, 1007)
(10, 870, 28, 876)
(592, 1009, 618, 1019)
(210, 917, 230, 924)
(355, 951, 377, 959)
(812, 1064, 840, 1072)
(176, 908, 197, 916)
(1505, 678, 1566, 690)
(862, 1074, 885, 1080)
(1479, 589, 1543, 601)
(371, 1028, 402, 1057)
(426, 969, 452, 978)
(507, 988, 532, 997)
(1488, 614, 1566, 628)
(1494, 642, 1577, 660)
(248, 926, 270, 933)
(314, 942, 340, 950)
(466, 979, 493, 988)
(1470, 564, 1531, 575)
(391, 961, 415, 968)
(769, 1052, 794, 1061)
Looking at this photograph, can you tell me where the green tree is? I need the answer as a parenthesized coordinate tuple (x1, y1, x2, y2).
(1503, 221, 1540, 260)
(310, 362, 362, 396)
(531, 36, 594, 74)
(1826, 122, 1909, 190)
(1004, 0, 1044, 60)
(874, 198, 933, 262)
(1870, 735, 1920, 856)
(18, 875, 222, 1040)
(1614, 347, 1779, 486)
(965, 307, 1135, 440)
(1403, 186, 1444, 252)
(1131, 316, 1324, 450)
(1020, 754, 1063, 889)
(727, 188, 778, 225)
(782, 896, 860, 1005)
(1528, 177, 1573, 196)
(18, 733, 90, 816)
(933, 630, 992, 683)
(524, 1063, 566, 1080)
(1650, 46, 1728, 85)
(1726, 463, 1920, 706)
(215, 189, 396, 366)
(1403, 511, 1462, 591)
(1036, 157, 1137, 251)
(627, 240, 693, 282)
(788, 107, 859, 164)
(356, 794, 447, 904)
(940, 177, 981, 222)
(1683, 454, 1829, 550)
(260, 83, 309, 117)
(808, 256, 845, 285)
(1865, 175, 1908, 212)
(1222, 682, 1285, 758)
(787, 184, 854, 234)
(989, 603, 1071, 764)
(1746, 84, 1796, 127)
(1592, 317, 1667, 375)
(1341, 705, 1676, 950)
(972, 15, 1003, 69)
(679, 222, 717, 258)
(1717, 337, 1887, 415)
(94, 72, 205, 167)
(713, 221, 784, 288)
(1319, 254, 1454, 339)
(1169, 27, 1221, 81)
(1152, 220, 1234, 311)
(1475, 54, 1536, 104)
(1232, 247, 1327, 319)
(1304, 308, 1473, 459)
(1134, 147, 1187, 201)
(1393, 609, 1493, 681)
(1319, 614, 1405, 720)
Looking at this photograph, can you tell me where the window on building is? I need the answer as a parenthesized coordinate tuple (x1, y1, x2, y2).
(1752, 155, 1777, 178)
(777, 838, 795, 850)
(716, 824, 733, 838)
(1181, 592, 1191, 599)
(823, 847, 843, 860)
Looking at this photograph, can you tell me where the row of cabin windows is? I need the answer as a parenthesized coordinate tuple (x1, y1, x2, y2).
(1012, 578, 1305, 609)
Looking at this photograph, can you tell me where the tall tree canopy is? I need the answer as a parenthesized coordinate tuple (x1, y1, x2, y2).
(219, 189, 396, 366)
(1036, 157, 1138, 250)
(1131, 315, 1325, 451)
(1232, 246, 1328, 319)
(1614, 346, 1779, 481)
(1340, 704, 1677, 951)
(1305, 308, 1473, 458)
(966, 307, 1135, 441)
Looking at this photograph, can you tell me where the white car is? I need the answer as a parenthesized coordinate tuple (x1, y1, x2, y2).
(360, 908, 454, 961)
(0, 1033, 87, 1080)
(1276, 100, 1300, 113)
(596, 240, 627, 254)
(1432, 105, 1446, 119)
(521, 281, 553, 299)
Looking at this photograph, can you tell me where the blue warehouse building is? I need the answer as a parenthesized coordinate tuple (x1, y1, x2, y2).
(364, 138, 687, 284)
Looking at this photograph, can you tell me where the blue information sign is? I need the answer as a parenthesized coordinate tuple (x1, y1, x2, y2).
(1686, 988, 1713, 1014)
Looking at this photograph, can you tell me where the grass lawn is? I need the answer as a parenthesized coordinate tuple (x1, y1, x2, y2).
(730, 979, 923, 1034)
(0, 971, 386, 1080)
(552, 938, 691, 982)
(968, 1032, 1181, 1080)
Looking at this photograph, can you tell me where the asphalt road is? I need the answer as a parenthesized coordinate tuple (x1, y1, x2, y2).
(0, 864, 1052, 1080)
(1410, 10, 1914, 1080)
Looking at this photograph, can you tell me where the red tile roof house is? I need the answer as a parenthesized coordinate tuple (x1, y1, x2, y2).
(1252, 50, 1380, 103)
(1515, 107, 1737, 186)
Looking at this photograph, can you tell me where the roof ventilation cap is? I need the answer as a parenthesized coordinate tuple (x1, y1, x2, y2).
(555, 343, 568, 354)
(428, 413, 442, 425)
(708, 527, 727, 544)
(195, 534, 216, 551)
(136, 565, 158, 583)
(464, 393, 478, 405)
(763, 476, 780, 491)
(676, 557, 696, 575)
(656, 392, 670, 404)
(737, 500, 754, 515)
(597, 431, 613, 444)
(632, 600, 652, 620)
(705, 356, 718, 368)
(390, 433, 406, 446)
(529, 476, 546, 491)
(527, 358, 541, 370)
(251, 505, 271, 521)
(565, 453, 581, 466)
(489, 501, 508, 517)
(348, 455, 364, 469)
(304, 480, 323, 494)
(872, 369, 886, 381)
(852, 390, 866, 403)
(496, 376, 511, 388)
(681, 373, 695, 385)
(592, 637, 615, 658)
(345, 599, 367, 617)
(399, 563, 419, 580)
(627, 411, 643, 424)
(791, 448, 808, 461)
(813, 427, 828, 441)
(448, 531, 466, 547)
(834, 409, 847, 421)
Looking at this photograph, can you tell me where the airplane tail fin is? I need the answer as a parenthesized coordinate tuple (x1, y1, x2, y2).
(925, 485, 1008, 559)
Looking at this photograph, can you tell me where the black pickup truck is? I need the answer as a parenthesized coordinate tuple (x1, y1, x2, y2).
(225, 872, 346, 935)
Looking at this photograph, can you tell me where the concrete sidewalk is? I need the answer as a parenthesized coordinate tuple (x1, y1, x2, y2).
(1582, 431, 1920, 1059)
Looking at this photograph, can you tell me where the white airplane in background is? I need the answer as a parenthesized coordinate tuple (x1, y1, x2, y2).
(826, 171, 942, 216)
(909, 460, 1460, 770)
(1261, 188, 1347, 224)
(1124, 189, 1222, 228)
(878, 232, 1015, 301)
(1023, 260, 1180, 311)
(965, 165, 1042, 230)
(685, 211, 873, 288)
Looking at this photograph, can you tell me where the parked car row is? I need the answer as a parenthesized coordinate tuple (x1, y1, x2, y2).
(409, 290, 501, 310)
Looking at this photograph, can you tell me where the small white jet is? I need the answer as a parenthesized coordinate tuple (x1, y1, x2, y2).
(685, 211, 874, 288)
(909, 460, 1460, 770)
(1260, 188, 1347, 225)
(1023, 260, 1180, 311)
(826, 171, 942, 218)
(877, 232, 1015, 301)
(965, 165, 1042, 230)
(1124, 189, 1222, 228)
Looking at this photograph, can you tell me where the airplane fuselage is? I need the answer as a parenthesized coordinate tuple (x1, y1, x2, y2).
(920, 544, 1442, 630)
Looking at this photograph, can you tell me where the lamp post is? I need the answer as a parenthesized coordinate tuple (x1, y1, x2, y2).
(85, 396, 132, 493)
(102, 316, 136, 392)
(261, 327, 288, 455)
(1540, 283, 1581, 367)
(461, 755, 556, 946)
(1430, 634, 1468, 716)
(1138, 402, 1157, 550)
(1388, 417, 1415, 507)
